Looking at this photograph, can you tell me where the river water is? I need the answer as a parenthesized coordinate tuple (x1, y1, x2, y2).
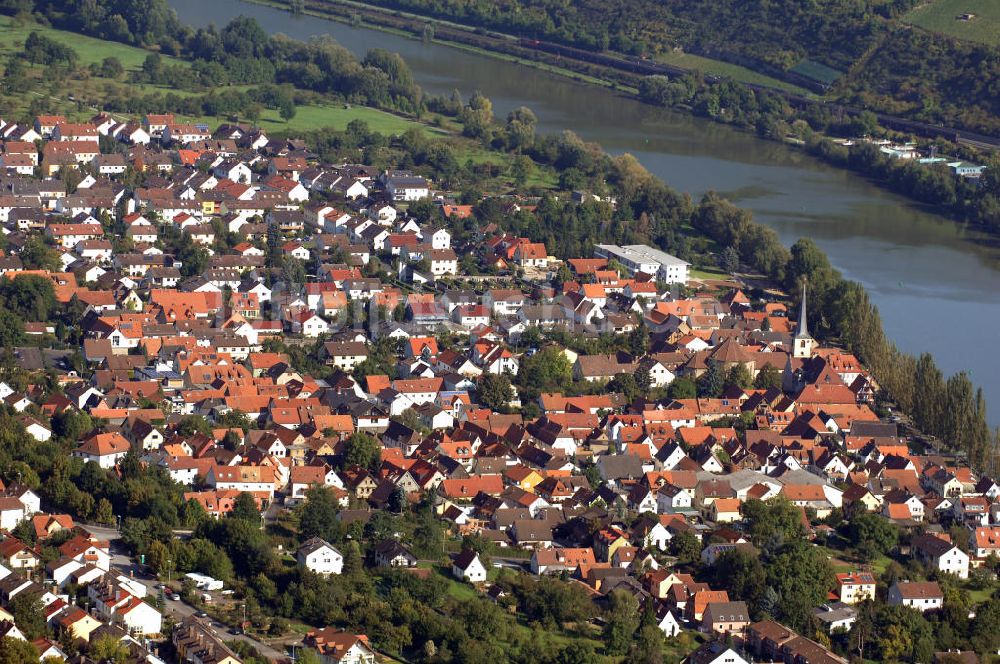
(169, 0, 1000, 423)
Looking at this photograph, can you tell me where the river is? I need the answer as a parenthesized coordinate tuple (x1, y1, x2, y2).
(169, 0, 1000, 423)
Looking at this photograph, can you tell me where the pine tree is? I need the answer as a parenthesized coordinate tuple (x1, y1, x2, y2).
(698, 360, 725, 398)
(721, 246, 739, 273)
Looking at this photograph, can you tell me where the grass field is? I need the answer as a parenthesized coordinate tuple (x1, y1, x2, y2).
(179, 103, 436, 137)
(903, 0, 1000, 46)
(0, 15, 187, 70)
(690, 265, 727, 278)
(654, 51, 813, 96)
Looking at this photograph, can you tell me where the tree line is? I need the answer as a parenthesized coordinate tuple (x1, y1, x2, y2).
(810, 140, 1000, 234)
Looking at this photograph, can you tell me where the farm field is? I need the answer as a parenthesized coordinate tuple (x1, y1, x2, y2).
(903, 0, 1000, 46)
(654, 51, 812, 95)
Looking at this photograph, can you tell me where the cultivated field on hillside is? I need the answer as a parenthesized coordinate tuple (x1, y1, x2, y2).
(904, 0, 1000, 46)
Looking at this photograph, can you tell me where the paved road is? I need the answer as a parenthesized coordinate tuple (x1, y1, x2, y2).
(83, 525, 291, 661)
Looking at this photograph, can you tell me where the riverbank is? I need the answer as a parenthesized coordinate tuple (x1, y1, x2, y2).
(246, 0, 640, 93)
(245, 0, 998, 239)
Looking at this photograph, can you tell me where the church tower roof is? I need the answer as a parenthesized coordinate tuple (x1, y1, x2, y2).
(795, 282, 811, 340)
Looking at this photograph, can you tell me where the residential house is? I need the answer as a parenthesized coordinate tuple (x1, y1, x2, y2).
(297, 538, 343, 576)
(888, 581, 943, 612)
(452, 549, 487, 583)
(912, 534, 969, 579)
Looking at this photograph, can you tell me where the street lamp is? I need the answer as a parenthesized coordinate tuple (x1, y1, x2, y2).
(167, 559, 172, 585)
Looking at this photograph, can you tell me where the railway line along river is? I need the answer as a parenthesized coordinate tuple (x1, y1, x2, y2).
(169, 0, 1000, 423)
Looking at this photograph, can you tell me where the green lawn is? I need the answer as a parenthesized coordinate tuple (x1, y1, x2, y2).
(179, 103, 438, 137)
(903, 0, 1000, 46)
(689, 266, 729, 280)
(653, 51, 813, 96)
(434, 566, 479, 600)
(818, 543, 893, 576)
(967, 585, 994, 606)
(0, 15, 188, 70)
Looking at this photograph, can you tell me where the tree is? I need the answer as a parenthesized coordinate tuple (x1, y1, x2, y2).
(711, 547, 766, 616)
(912, 353, 945, 436)
(8, 592, 45, 639)
(343, 432, 380, 471)
(698, 360, 725, 397)
(608, 373, 642, 402)
(282, 256, 306, 287)
(18, 237, 59, 272)
(142, 52, 163, 80)
(387, 486, 407, 513)
(850, 110, 880, 137)
(631, 624, 665, 664)
(505, 106, 537, 151)
(845, 512, 898, 561)
(216, 409, 251, 431)
(603, 590, 639, 655)
(182, 498, 209, 528)
(0, 273, 56, 321)
(670, 531, 702, 566)
(462, 90, 494, 140)
(478, 374, 514, 411)
(766, 540, 835, 631)
(873, 605, 933, 663)
(198, 517, 274, 578)
(742, 497, 805, 551)
(95, 497, 115, 526)
(298, 486, 341, 543)
(296, 649, 322, 664)
(726, 363, 753, 390)
(0, 637, 38, 664)
(99, 56, 124, 78)
(754, 364, 782, 390)
(668, 376, 697, 399)
(0, 311, 25, 349)
(516, 346, 572, 395)
(720, 246, 739, 273)
(175, 415, 212, 437)
(279, 97, 297, 122)
(510, 155, 533, 186)
(89, 634, 130, 663)
(230, 492, 260, 523)
(971, 598, 1000, 653)
(245, 103, 264, 126)
(52, 409, 93, 443)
